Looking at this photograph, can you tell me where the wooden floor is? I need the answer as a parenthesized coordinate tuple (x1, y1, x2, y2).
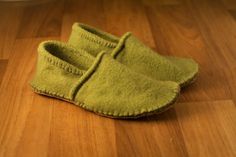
(0, 0, 236, 156)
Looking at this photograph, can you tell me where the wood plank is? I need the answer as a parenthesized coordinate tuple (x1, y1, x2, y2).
(186, 0, 236, 68)
(220, 0, 236, 10)
(0, 38, 55, 157)
(227, 9, 236, 21)
(13, 96, 53, 157)
(142, 0, 181, 6)
(0, 60, 8, 86)
(103, 0, 156, 48)
(144, 1, 232, 102)
(47, 102, 116, 157)
(0, 6, 23, 59)
(224, 67, 236, 104)
(16, 1, 64, 38)
(185, 0, 236, 103)
(176, 100, 236, 157)
(115, 108, 189, 157)
(61, 0, 107, 41)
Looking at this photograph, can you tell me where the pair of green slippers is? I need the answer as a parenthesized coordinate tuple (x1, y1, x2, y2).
(31, 23, 198, 119)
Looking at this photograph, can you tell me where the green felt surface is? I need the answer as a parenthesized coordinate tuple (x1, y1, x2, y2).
(68, 23, 199, 87)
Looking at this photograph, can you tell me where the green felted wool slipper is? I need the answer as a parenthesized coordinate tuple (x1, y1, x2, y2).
(68, 23, 199, 87)
(30, 41, 180, 119)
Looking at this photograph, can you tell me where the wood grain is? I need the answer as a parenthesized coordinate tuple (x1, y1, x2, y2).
(144, 1, 232, 102)
(61, 0, 107, 41)
(175, 100, 236, 157)
(16, 1, 64, 38)
(0, 60, 8, 85)
(0, 0, 236, 157)
(0, 6, 23, 59)
(103, 0, 156, 48)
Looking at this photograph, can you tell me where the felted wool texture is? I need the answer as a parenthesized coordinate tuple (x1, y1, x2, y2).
(68, 23, 199, 87)
(30, 41, 180, 118)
